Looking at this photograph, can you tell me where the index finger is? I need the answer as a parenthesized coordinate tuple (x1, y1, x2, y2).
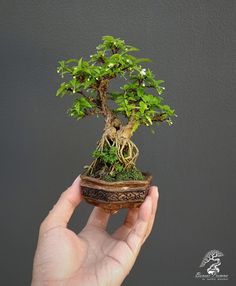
(39, 176, 82, 235)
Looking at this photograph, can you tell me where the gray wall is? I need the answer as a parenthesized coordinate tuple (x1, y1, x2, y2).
(0, 1, 235, 285)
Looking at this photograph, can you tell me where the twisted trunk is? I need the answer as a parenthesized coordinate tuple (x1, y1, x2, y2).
(85, 80, 139, 178)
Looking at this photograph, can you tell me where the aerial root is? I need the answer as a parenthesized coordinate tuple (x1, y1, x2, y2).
(85, 134, 139, 176)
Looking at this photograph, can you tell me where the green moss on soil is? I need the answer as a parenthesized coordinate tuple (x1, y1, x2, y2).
(101, 167, 145, 182)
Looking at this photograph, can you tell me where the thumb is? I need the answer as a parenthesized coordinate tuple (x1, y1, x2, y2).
(39, 176, 82, 235)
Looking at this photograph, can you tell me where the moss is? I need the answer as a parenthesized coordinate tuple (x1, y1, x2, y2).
(102, 167, 145, 182)
(103, 175, 116, 182)
(116, 168, 144, 181)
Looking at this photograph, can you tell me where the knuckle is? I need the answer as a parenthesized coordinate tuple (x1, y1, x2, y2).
(60, 190, 68, 199)
(39, 215, 52, 234)
(39, 219, 48, 234)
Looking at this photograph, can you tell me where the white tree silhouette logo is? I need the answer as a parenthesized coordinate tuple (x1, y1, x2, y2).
(199, 249, 224, 276)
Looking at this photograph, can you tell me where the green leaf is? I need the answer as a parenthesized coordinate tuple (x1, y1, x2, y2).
(135, 58, 152, 63)
(56, 82, 67, 97)
(145, 115, 153, 125)
(66, 59, 78, 64)
(156, 79, 165, 85)
(159, 104, 175, 116)
(125, 45, 140, 52)
(139, 101, 148, 114)
(137, 88, 144, 98)
(102, 35, 115, 42)
(79, 97, 93, 108)
(78, 57, 83, 68)
(132, 121, 140, 134)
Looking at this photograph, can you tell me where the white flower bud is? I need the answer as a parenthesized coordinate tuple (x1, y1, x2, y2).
(140, 69, 146, 76)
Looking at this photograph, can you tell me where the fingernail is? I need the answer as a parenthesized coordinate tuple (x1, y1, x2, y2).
(152, 186, 158, 196)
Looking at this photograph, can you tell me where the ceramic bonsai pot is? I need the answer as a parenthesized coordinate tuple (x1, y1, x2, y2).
(80, 173, 152, 213)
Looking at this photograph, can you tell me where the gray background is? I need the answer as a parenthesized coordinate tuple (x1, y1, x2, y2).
(0, 0, 235, 285)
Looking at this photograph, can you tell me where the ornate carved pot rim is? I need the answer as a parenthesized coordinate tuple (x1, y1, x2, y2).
(80, 172, 152, 190)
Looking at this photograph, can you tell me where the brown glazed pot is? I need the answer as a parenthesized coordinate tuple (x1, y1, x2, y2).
(80, 173, 152, 213)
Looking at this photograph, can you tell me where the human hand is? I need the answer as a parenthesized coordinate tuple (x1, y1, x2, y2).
(31, 176, 159, 286)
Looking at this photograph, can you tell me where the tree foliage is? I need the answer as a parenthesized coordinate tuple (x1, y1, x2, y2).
(56, 35, 176, 131)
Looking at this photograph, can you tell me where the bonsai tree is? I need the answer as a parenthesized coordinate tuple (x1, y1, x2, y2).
(56, 35, 175, 181)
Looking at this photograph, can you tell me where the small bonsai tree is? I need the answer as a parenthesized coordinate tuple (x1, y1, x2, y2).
(56, 36, 175, 181)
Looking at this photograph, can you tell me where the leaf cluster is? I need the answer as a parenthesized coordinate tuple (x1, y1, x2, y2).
(92, 146, 119, 165)
(92, 146, 124, 173)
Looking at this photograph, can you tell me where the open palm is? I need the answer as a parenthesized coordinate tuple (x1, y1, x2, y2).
(32, 177, 159, 286)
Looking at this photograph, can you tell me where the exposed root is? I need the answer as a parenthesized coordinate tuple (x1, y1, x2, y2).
(85, 132, 139, 177)
(116, 138, 139, 167)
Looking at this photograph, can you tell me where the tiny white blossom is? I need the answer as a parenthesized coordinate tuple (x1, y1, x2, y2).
(108, 63, 114, 67)
(73, 76, 76, 79)
(90, 55, 93, 58)
(57, 70, 60, 73)
(140, 68, 146, 76)
(73, 90, 76, 93)
(142, 83, 145, 87)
